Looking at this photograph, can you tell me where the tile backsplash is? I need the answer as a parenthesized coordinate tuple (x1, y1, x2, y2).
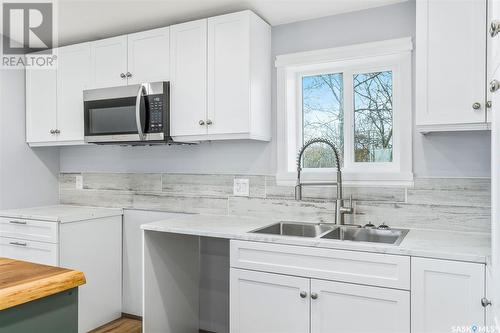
(59, 173, 491, 233)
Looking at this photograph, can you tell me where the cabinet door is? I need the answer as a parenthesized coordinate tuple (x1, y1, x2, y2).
(207, 12, 250, 135)
(90, 36, 127, 89)
(127, 27, 170, 85)
(169, 19, 208, 138)
(488, 0, 500, 123)
(490, 63, 500, 325)
(411, 257, 485, 333)
(26, 64, 57, 143)
(490, 0, 500, 77)
(230, 268, 310, 333)
(310, 279, 410, 333)
(416, 0, 487, 126)
(0, 237, 58, 266)
(57, 43, 91, 142)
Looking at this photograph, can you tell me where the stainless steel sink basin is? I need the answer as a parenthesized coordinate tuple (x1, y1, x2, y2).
(321, 226, 409, 245)
(249, 222, 409, 245)
(250, 221, 333, 238)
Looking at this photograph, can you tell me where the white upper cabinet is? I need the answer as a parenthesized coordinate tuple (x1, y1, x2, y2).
(207, 11, 251, 136)
(416, 0, 488, 132)
(171, 10, 271, 142)
(57, 43, 91, 143)
(26, 11, 270, 146)
(411, 257, 485, 333)
(490, 0, 500, 76)
(90, 29, 170, 89)
(310, 279, 410, 333)
(26, 65, 57, 144)
(127, 27, 170, 84)
(90, 36, 128, 89)
(170, 19, 208, 137)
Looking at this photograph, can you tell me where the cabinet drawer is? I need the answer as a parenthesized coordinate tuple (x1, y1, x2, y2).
(0, 237, 58, 266)
(230, 240, 410, 290)
(0, 217, 58, 243)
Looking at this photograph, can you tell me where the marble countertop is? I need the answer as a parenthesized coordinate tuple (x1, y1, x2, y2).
(142, 213, 491, 263)
(0, 205, 123, 223)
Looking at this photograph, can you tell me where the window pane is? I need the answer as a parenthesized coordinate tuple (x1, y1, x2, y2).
(302, 73, 343, 168)
(353, 71, 393, 163)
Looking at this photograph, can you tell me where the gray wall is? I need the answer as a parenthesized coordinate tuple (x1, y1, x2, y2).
(0, 69, 60, 209)
(59, 1, 491, 178)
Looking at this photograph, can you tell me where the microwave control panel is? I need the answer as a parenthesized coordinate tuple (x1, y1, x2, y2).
(148, 95, 165, 133)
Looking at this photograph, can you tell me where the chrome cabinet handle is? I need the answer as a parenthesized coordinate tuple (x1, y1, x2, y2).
(300, 291, 307, 298)
(472, 102, 481, 110)
(206, 119, 213, 125)
(120, 73, 126, 79)
(50, 129, 55, 134)
(491, 80, 500, 93)
(54, 129, 60, 134)
(9, 220, 27, 225)
(491, 20, 500, 38)
(9, 241, 27, 246)
(482, 297, 492, 307)
(311, 292, 318, 300)
(126, 72, 132, 78)
(199, 120, 205, 126)
(487, 101, 492, 108)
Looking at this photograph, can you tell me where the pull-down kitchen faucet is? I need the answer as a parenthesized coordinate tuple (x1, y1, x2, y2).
(295, 138, 353, 225)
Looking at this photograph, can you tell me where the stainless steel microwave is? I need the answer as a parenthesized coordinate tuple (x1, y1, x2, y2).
(84, 81, 170, 144)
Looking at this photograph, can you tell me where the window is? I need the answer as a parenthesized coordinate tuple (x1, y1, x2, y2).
(276, 38, 413, 185)
(353, 70, 393, 163)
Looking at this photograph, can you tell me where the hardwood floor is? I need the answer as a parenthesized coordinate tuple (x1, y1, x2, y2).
(88, 317, 141, 333)
(88, 317, 216, 333)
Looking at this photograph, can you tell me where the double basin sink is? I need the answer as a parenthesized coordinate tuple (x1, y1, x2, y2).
(250, 221, 408, 245)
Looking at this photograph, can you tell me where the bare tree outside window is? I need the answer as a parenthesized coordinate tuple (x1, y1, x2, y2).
(353, 71, 393, 163)
(302, 73, 343, 168)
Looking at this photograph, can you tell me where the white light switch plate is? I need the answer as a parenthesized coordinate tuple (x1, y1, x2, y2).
(75, 175, 83, 190)
(233, 178, 250, 197)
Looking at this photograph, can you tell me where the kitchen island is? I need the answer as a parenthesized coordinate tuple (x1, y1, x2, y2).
(0, 258, 86, 333)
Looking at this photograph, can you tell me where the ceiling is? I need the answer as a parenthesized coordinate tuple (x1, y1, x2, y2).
(55, 0, 407, 46)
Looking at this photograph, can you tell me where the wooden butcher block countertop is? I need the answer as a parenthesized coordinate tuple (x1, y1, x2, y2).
(0, 257, 86, 310)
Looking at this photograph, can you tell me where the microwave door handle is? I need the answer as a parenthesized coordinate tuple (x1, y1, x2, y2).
(135, 84, 146, 141)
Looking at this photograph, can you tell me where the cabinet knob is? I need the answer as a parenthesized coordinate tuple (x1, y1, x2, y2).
(199, 120, 205, 126)
(491, 80, 500, 93)
(54, 129, 60, 134)
(126, 72, 132, 78)
(299, 291, 307, 298)
(311, 292, 318, 300)
(120, 73, 126, 79)
(472, 102, 481, 110)
(481, 297, 492, 307)
(491, 20, 500, 38)
(50, 129, 55, 134)
(206, 119, 213, 125)
(487, 101, 492, 108)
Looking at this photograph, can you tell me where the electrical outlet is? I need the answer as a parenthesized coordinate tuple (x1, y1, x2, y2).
(233, 178, 250, 197)
(75, 175, 83, 190)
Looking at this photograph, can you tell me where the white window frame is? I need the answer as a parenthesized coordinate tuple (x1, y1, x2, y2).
(276, 37, 413, 186)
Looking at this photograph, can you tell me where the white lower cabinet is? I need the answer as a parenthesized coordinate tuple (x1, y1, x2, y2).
(311, 279, 410, 333)
(0, 237, 58, 266)
(0, 215, 122, 333)
(230, 268, 409, 333)
(230, 268, 310, 333)
(230, 240, 487, 333)
(411, 257, 486, 333)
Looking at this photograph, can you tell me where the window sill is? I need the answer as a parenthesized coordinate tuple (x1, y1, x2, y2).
(275, 171, 414, 187)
